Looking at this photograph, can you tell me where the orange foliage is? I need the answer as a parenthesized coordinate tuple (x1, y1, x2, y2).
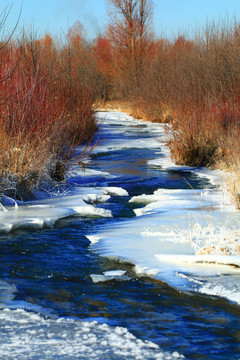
(93, 37, 114, 79)
(0, 27, 97, 198)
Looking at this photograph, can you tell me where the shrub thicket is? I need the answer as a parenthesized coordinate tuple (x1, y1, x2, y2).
(0, 28, 98, 199)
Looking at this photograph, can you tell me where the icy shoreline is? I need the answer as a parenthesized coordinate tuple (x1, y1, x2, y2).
(0, 308, 184, 360)
(89, 111, 240, 305)
(0, 110, 239, 359)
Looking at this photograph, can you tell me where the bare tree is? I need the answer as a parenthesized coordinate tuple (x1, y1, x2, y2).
(107, 0, 152, 63)
(138, 0, 152, 62)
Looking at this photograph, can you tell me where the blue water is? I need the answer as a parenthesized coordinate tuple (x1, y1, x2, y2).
(0, 113, 240, 359)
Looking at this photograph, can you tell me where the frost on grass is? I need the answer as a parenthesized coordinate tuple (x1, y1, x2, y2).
(0, 309, 184, 360)
(183, 222, 240, 256)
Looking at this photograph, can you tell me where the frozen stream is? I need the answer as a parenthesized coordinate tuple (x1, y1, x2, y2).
(0, 111, 240, 359)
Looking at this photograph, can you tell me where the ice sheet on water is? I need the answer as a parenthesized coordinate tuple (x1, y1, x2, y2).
(0, 308, 184, 359)
(103, 186, 129, 196)
(86, 235, 102, 244)
(147, 153, 177, 170)
(93, 111, 165, 155)
(155, 254, 240, 273)
(130, 188, 232, 217)
(0, 187, 113, 233)
(73, 205, 112, 218)
(69, 167, 113, 178)
(83, 194, 111, 204)
(91, 182, 240, 303)
(90, 270, 131, 283)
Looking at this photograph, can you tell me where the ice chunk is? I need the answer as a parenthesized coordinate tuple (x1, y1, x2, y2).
(103, 187, 129, 196)
(103, 270, 126, 276)
(83, 194, 111, 204)
(86, 235, 102, 244)
(90, 270, 129, 283)
(73, 206, 112, 218)
(68, 167, 113, 178)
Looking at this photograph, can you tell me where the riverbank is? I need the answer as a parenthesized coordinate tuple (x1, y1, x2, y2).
(1, 110, 240, 359)
(97, 102, 239, 212)
(93, 18, 240, 208)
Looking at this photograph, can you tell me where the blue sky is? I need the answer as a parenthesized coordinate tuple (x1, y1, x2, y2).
(3, 0, 240, 40)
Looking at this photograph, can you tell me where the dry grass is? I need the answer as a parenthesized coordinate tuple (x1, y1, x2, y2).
(94, 18, 240, 207)
(95, 99, 172, 123)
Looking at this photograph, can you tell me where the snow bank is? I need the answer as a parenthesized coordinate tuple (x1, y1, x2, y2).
(83, 194, 111, 204)
(89, 111, 240, 304)
(0, 308, 184, 360)
(199, 280, 240, 304)
(91, 185, 240, 302)
(0, 188, 113, 233)
(73, 205, 112, 218)
(103, 187, 129, 196)
(130, 187, 232, 216)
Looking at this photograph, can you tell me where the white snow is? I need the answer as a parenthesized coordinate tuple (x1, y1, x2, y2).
(69, 167, 113, 178)
(89, 111, 240, 305)
(92, 111, 165, 155)
(103, 186, 129, 196)
(86, 235, 102, 244)
(199, 281, 240, 304)
(0, 308, 184, 360)
(0, 188, 114, 233)
(103, 270, 126, 276)
(73, 205, 112, 218)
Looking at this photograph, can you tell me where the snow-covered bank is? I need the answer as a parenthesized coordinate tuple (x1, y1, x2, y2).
(0, 308, 184, 360)
(89, 111, 240, 305)
(0, 191, 112, 233)
(0, 183, 131, 233)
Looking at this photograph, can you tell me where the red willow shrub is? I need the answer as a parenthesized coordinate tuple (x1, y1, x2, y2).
(0, 30, 97, 199)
